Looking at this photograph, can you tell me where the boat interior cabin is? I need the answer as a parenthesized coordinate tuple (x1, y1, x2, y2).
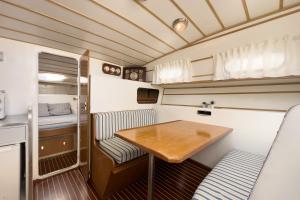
(1, 0, 300, 200)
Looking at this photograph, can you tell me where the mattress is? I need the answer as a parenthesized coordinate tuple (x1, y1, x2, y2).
(39, 114, 77, 130)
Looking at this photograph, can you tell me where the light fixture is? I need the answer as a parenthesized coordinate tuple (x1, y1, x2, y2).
(172, 18, 188, 32)
(38, 73, 66, 82)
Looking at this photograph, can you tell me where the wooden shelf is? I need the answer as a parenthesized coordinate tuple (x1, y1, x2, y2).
(153, 76, 300, 89)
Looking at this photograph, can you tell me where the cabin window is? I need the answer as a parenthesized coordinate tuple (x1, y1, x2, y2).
(137, 88, 159, 104)
(214, 35, 300, 80)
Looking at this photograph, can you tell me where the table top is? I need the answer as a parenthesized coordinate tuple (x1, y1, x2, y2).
(116, 120, 233, 163)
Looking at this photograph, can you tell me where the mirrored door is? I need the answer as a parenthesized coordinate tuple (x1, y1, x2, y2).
(38, 52, 79, 176)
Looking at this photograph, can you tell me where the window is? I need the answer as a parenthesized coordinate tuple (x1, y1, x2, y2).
(137, 88, 159, 104)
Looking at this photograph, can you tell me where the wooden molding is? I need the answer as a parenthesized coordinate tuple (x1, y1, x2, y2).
(241, 0, 250, 21)
(169, 0, 206, 36)
(133, 0, 189, 44)
(205, 0, 225, 29)
(87, 0, 177, 50)
(192, 73, 214, 78)
(191, 56, 213, 63)
(164, 91, 300, 95)
(160, 103, 287, 112)
(1, 0, 160, 58)
(280, 0, 284, 9)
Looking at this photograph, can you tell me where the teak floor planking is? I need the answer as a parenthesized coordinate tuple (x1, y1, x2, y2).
(35, 156, 210, 200)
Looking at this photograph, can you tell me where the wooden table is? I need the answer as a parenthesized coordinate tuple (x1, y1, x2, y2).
(116, 120, 233, 200)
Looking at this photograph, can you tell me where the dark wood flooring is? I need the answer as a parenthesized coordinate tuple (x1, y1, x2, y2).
(39, 151, 77, 175)
(35, 156, 210, 200)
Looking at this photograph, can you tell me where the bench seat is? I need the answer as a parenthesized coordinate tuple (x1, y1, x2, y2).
(99, 137, 146, 164)
(193, 150, 265, 200)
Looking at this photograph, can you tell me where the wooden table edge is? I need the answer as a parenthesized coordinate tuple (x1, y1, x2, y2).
(116, 125, 233, 163)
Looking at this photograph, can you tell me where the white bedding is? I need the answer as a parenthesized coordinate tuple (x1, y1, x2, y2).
(39, 114, 77, 130)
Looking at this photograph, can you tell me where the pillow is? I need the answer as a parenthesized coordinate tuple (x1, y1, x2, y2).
(48, 103, 72, 116)
(38, 103, 49, 117)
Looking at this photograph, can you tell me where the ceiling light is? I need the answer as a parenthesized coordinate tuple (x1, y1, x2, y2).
(172, 18, 188, 32)
(38, 73, 66, 82)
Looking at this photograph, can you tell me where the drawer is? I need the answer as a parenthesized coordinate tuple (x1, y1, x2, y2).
(0, 126, 26, 146)
(39, 134, 75, 157)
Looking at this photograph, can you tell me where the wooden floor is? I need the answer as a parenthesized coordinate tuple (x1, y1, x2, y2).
(35, 157, 210, 200)
(39, 151, 77, 175)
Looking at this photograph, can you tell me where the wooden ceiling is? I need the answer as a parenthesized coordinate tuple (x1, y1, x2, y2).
(0, 0, 299, 66)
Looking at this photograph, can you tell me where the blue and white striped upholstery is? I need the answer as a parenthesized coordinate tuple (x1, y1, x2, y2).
(100, 137, 146, 164)
(193, 150, 265, 200)
(94, 109, 156, 141)
(94, 109, 156, 164)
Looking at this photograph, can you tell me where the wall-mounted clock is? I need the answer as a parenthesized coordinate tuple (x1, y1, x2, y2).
(123, 66, 146, 82)
(102, 63, 121, 76)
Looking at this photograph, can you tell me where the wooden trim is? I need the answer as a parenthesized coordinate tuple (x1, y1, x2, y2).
(0, 25, 137, 65)
(146, 69, 154, 72)
(145, 5, 300, 65)
(1, 0, 159, 58)
(205, 0, 225, 29)
(280, 0, 284, 9)
(191, 56, 213, 63)
(160, 103, 287, 112)
(169, 0, 206, 36)
(87, 0, 176, 50)
(134, 0, 189, 44)
(157, 76, 300, 86)
(192, 73, 214, 78)
(0, 13, 149, 63)
(241, 0, 250, 21)
(215, 106, 287, 112)
(164, 91, 300, 95)
(163, 81, 300, 89)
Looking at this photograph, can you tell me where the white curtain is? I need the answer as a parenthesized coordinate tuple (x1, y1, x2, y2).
(152, 59, 192, 84)
(213, 35, 300, 80)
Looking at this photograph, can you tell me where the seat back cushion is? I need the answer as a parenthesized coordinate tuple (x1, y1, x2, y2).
(249, 105, 300, 200)
(94, 109, 156, 141)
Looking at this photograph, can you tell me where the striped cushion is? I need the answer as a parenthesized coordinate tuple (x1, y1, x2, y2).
(94, 109, 156, 141)
(99, 137, 146, 164)
(192, 150, 265, 200)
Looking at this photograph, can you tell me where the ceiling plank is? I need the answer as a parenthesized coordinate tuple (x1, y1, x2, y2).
(86, 0, 177, 50)
(1, 0, 162, 58)
(46, 0, 176, 53)
(0, 13, 148, 63)
(205, 0, 226, 29)
(0, 29, 127, 66)
(133, 0, 189, 44)
(169, 0, 206, 36)
(0, 25, 137, 65)
(242, 0, 251, 20)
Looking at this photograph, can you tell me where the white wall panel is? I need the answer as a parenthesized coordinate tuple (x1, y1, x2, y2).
(90, 76, 162, 113)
